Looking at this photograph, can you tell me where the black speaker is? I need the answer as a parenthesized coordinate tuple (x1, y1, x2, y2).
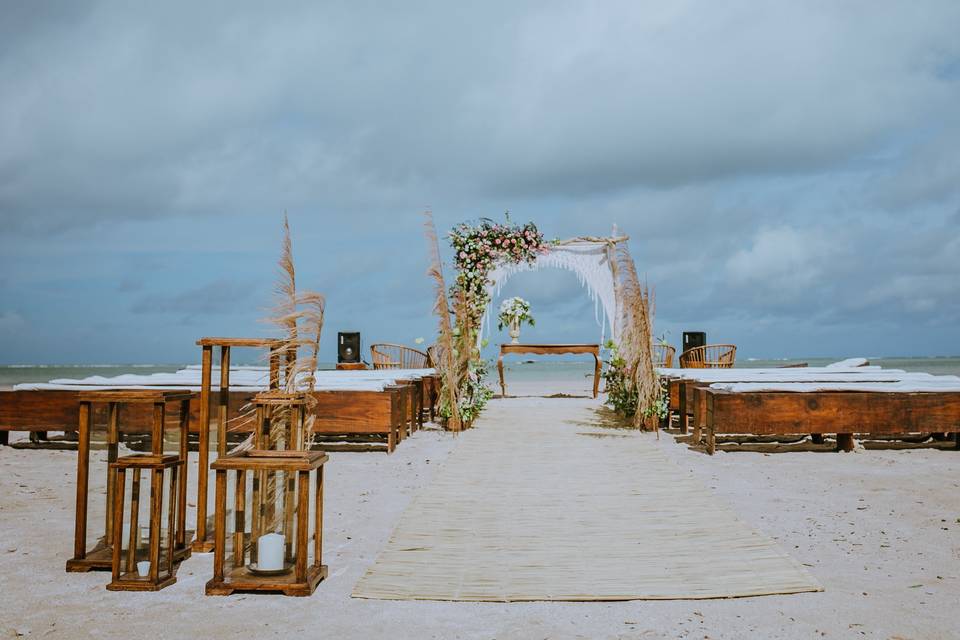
(682, 331, 706, 352)
(338, 332, 361, 363)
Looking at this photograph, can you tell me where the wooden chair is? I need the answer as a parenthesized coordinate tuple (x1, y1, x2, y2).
(370, 343, 429, 370)
(653, 343, 676, 368)
(679, 344, 737, 369)
(426, 344, 445, 368)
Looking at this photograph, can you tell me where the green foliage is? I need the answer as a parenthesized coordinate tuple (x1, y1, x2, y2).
(602, 340, 638, 417)
(602, 339, 668, 423)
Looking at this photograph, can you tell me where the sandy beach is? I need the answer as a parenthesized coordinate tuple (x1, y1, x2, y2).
(1, 376, 958, 639)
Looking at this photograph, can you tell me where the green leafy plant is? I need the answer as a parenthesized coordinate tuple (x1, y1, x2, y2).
(602, 340, 638, 417)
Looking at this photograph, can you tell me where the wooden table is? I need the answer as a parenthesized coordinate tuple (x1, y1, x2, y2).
(497, 344, 602, 399)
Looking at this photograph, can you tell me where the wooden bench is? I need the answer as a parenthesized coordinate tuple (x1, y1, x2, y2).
(694, 386, 960, 455)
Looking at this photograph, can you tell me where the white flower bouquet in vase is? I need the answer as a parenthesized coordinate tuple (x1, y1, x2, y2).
(497, 296, 535, 344)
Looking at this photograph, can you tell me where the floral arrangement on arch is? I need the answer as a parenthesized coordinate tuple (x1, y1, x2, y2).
(450, 216, 548, 315)
(439, 215, 549, 424)
(497, 296, 535, 331)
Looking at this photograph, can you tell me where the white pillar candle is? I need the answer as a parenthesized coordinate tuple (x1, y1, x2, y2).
(257, 533, 285, 570)
(136, 560, 151, 577)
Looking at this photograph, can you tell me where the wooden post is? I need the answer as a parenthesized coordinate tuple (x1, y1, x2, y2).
(148, 468, 162, 582)
(167, 465, 177, 576)
(233, 470, 246, 568)
(151, 402, 165, 455)
(176, 399, 189, 549)
(296, 469, 309, 583)
(251, 466, 261, 564)
(218, 346, 231, 457)
(269, 351, 280, 390)
(195, 345, 213, 551)
(73, 401, 91, 561)
(105, 403, 119, 544)
(127, 468, 141, 573)
(213, 469, 226, 583)
(110, 468, 125, 584)
(314, 466, 323, 568)
(284, 470, 295, 561)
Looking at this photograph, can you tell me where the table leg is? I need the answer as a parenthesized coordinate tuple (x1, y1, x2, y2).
(592, 351, 601, 399)
(498, 353, 506, 397)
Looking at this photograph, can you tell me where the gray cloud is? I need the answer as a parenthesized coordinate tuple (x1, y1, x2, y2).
(130, 280, 252, 316)
(1, 1, 959, 362)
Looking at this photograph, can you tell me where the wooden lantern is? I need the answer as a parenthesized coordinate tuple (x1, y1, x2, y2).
(193, 337, 285, 552)
(67, 390, 195, 573)
(206, 450, 328, 596)
(249, 391, 310, 450)
(107, 454, 182, 591)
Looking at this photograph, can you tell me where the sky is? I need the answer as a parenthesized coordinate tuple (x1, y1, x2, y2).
(1, 1, 959, 365)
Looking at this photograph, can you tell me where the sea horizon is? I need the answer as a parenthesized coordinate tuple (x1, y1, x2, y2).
(3, 355, 960, 385)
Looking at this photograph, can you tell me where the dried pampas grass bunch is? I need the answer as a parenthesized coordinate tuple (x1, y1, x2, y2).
(423, 211, 462, 431)
(613, 240, 659, 429)
(230, 214, 326, 451)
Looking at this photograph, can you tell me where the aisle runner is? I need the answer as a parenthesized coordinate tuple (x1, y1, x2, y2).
(353, 399, 821, 601)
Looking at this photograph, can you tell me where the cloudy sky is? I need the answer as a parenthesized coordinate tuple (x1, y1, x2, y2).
(1, 1, 959, 364)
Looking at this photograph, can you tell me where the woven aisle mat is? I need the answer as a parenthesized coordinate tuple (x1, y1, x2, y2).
(353, 398, 821, 601)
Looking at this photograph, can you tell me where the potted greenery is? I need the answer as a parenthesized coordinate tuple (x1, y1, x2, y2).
(497, 296, 535, 343)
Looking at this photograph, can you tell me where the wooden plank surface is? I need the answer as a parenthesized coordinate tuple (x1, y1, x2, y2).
(705, 389, 960, 434)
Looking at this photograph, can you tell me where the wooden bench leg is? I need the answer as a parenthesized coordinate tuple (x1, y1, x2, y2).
(706, 426, 716, 455)
(0, 431, 8, 446)
(836, 433, 855, 452)
(678, 383, 688, 435)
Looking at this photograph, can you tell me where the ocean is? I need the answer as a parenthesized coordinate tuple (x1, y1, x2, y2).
(2, 356, 959, 386)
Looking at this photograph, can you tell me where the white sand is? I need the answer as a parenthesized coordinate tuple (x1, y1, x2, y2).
(1, 377, 958, 639)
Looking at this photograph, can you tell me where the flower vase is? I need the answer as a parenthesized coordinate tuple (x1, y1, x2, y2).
(509, 318, 521, 344)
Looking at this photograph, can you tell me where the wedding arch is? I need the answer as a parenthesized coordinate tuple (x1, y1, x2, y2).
(478, 236, 626, 349)
(423, 213, 657, 431)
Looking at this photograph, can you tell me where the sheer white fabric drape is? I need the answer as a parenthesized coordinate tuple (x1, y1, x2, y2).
(478, 241, 619, 349)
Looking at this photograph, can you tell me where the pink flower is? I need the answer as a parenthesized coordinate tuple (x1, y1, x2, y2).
(459, 251, 467, 258)
(495, 238, 501, 245)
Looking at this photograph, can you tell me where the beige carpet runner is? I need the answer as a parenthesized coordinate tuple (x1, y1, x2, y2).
(353, 398, 821, 601)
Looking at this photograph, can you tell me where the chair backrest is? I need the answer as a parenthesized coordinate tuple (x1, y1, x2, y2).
(652, 343, 676, 368)
(370, 343, 429, 370)
(679, 344, 737, 369)
(426, 344, 446, 368)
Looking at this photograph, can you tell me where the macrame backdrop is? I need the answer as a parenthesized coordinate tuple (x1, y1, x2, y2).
(478, 239, 622, 349)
